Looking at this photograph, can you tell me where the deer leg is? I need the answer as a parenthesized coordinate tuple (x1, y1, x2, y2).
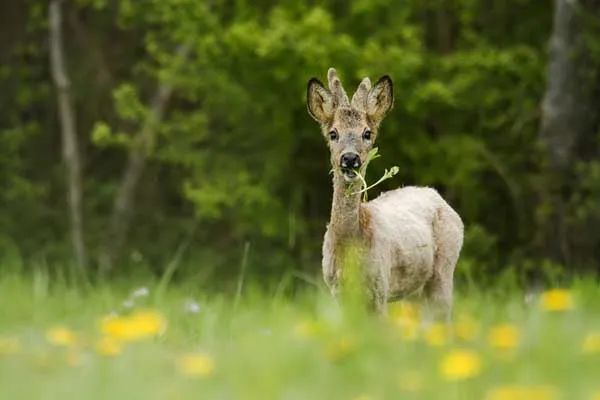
(423, 246, 454, 322)
(366, 273, 389, 316)
(423, 273, 453, 322)
(423, 242, 455, 322)
(425, 207, 461, 323)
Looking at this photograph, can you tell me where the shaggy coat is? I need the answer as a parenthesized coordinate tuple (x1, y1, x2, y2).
(307, 68, 464, 318)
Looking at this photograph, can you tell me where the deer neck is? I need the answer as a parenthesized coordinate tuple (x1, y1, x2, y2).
(329, 174, 363, 240)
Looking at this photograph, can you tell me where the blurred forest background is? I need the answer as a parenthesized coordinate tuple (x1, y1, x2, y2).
(2, 0, 600, 288)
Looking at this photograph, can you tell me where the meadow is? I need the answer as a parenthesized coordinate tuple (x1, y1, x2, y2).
(0, 271, 599, 400)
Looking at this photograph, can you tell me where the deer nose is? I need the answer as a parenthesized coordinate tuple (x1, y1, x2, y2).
(340, 153, 361, 169)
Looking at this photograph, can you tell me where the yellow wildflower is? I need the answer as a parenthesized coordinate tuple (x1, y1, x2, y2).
(293, 319, 322, 339)
(398, 320, 419, 342)
(0, 337, 20, 355)
(94, 336, 122, 357)
(325, 336, 356, 363)
(424, 323, 448, 347)
(488, 324, 520, 350)
(99, 315, 133, 340)
(540, 289, 574, 311)
(582, 332, 600, 354)
(388, 301, 421, 341)
(440, 349, 481, 381)
(176, 353, 215, 377)
(591, 391, 600, 400)
(129, 310, 167, 336)
(398, 370, 423, 392)
(99, 309, 166, 342)
(46, 326, 78, 347)
(389, 301, 420, 323)
(454, 314, 480, 342)
(485, 385, 559, 400)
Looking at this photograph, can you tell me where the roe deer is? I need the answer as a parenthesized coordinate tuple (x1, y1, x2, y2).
(306, 68, 464, 319)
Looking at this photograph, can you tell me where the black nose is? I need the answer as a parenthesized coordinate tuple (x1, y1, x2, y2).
(340, 153, 361, 169)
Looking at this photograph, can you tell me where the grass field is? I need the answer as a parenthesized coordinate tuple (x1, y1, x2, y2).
(0, 271, 599, 400)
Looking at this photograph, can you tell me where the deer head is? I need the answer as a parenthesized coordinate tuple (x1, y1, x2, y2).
(306, 68, 394, 183)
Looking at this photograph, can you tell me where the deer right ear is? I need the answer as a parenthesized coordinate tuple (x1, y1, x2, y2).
(307, 78, 335, 124)
(366, 75, 394, 124)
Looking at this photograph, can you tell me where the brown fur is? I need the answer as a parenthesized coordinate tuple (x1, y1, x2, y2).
(359, 206, 373, 246)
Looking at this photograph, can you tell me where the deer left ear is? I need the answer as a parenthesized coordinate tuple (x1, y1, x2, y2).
(366, 75, 394, 124)
(307, 78, 336, 124)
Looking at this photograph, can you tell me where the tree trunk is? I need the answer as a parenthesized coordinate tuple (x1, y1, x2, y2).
(539, 0, 588, 173)
(49, 0, 87, 270)
(99, 44, 191, 272)
(537, 0, 600, 269)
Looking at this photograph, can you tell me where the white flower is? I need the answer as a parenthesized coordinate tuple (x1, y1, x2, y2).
(184, 299, 201, 314)
(131, 287, 149, 298)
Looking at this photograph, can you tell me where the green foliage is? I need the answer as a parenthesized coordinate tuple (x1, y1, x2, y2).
(5, 0, 597, 284)
(349, 147, 400, 201)
(91, 122, 131, 148)
(113, 84, 146, 123)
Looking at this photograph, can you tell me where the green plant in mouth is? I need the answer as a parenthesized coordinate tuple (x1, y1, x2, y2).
(345, 147, 400, 201)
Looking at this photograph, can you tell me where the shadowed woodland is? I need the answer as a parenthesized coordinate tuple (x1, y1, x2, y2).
(2, 0, 600, 288)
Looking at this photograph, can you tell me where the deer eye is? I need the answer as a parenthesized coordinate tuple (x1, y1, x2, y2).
(362, 130, 372, 141)
(328, 130, 338, 141)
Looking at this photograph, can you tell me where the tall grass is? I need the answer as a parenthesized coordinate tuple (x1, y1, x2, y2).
(0, 269, 599, 400)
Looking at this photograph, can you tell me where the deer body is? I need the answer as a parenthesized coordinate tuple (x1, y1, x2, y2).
(307, 68, 464, 318)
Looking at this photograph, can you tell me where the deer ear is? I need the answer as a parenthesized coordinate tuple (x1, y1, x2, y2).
(307, 78, 335, 123)
(366, 75, 394, 124)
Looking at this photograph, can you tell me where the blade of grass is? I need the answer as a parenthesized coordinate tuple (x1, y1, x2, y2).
(233, 241, 251, 310)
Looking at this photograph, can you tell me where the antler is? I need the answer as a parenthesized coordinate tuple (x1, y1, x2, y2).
(351, 77, 372, 112)
(327, 68, 350, 107)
